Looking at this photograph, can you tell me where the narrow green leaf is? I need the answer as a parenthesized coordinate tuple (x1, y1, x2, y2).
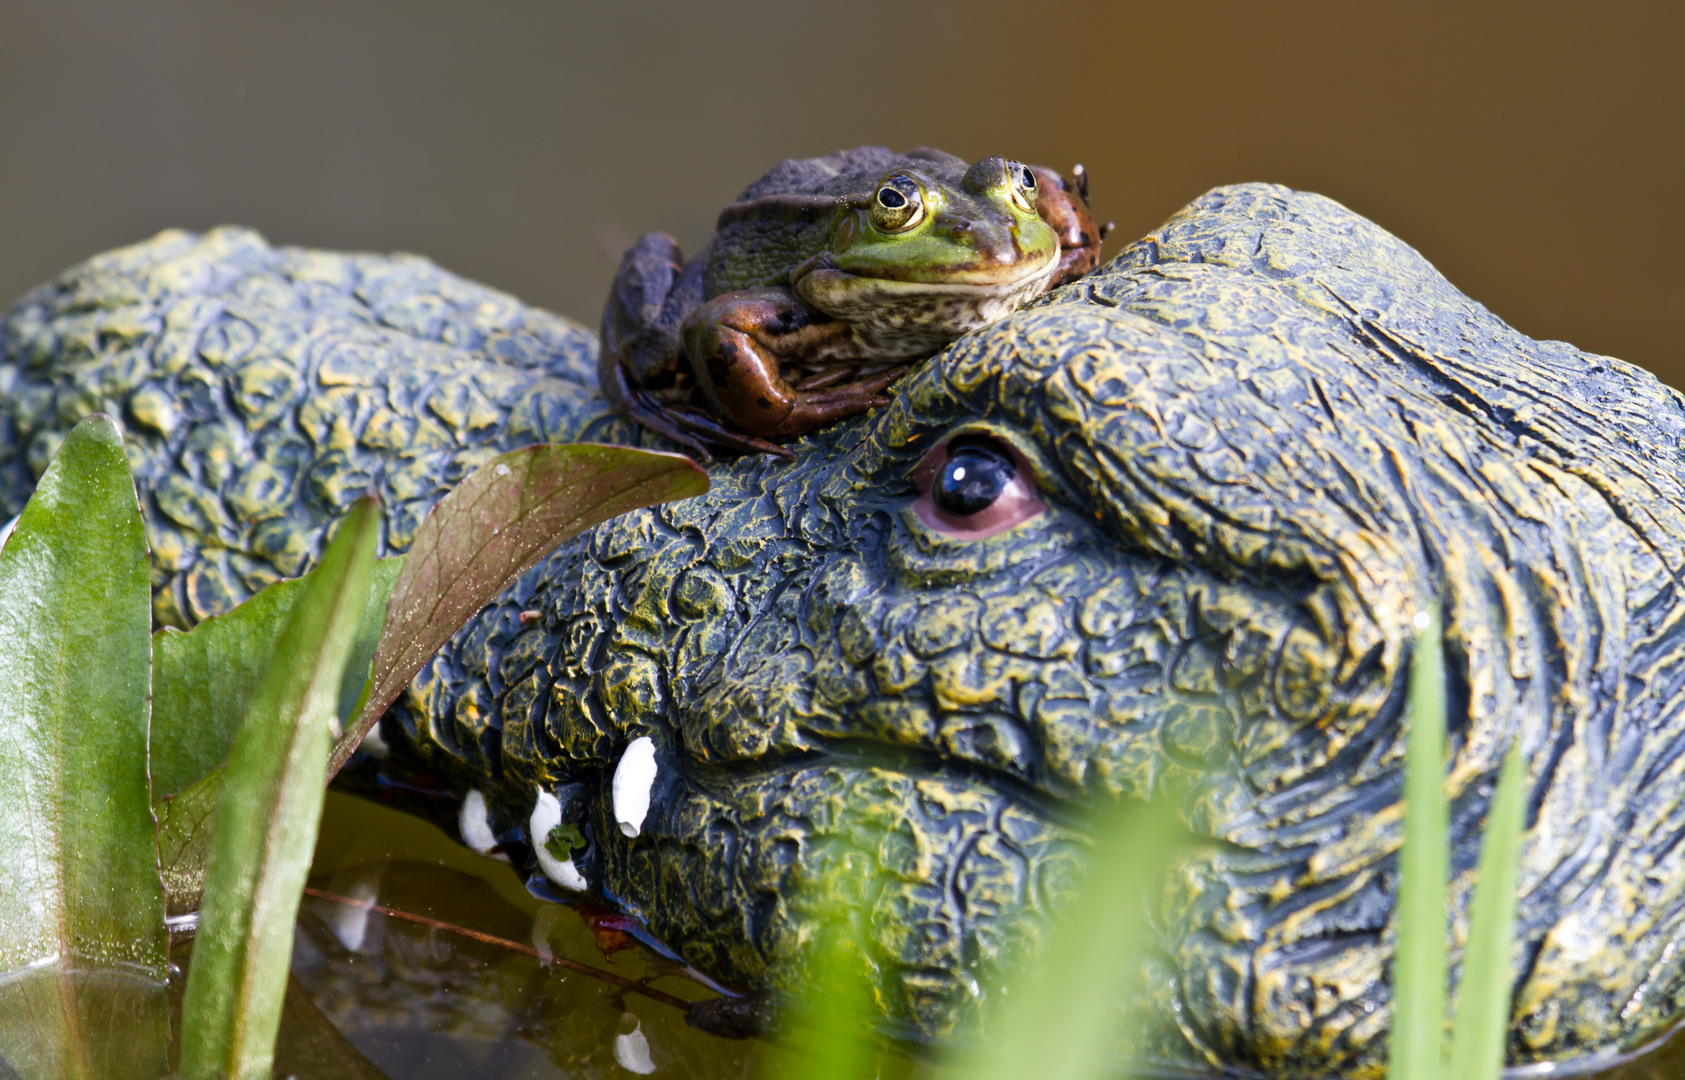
(330, 443, 708, 778)
(155, 766, 224, 919)
(150, 558, 402, 800)
(0, 414, 168, 1078)
(1448, 739, 1527, 1080)
(965, 799, 1183, 1080)
(1390, 607, 1450, 1080)
(759, 922, 881, 1080)
(178, 496, 380, 1080)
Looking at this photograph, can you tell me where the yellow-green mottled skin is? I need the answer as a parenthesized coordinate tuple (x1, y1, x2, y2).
(5, 186, 1685, 1077)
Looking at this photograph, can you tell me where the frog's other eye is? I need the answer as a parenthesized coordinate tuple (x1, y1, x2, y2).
(912, 434, 1046, 538)
(871, 174, 925, 233)
(1007, 161, 1038, 213)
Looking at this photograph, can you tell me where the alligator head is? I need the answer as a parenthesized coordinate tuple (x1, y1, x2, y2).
(7, 185, 1685, 1077)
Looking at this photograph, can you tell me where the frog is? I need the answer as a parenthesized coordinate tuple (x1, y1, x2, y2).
(598, 145, 1105, 458)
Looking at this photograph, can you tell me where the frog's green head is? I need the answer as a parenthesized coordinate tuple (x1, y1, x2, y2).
(790, 156, 1063, 346)
(824, 156, 1060, 286)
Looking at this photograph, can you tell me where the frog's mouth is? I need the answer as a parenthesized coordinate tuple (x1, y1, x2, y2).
(791, 255, 1060, 352)
(795, 237, 1062, 291)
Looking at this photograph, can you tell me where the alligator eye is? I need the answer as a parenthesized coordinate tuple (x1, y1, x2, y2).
(1008, 161, 1038, 212)
(935, 437, 1014, 514)
(871, 174, 924, 233)
(912, 434, 1046, 538)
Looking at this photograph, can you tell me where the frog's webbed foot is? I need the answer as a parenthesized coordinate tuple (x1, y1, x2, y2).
(602, 352, 797, 461)
(660, 403, 798, 460)
(683, 287, 908, 445)
(600, 352, 711, 460)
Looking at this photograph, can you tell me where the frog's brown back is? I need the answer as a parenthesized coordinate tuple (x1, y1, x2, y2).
(0, 226, 636, 627)
(731, 145, 965, 203)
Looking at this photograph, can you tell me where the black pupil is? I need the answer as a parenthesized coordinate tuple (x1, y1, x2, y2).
(934, 438, 1015, 516)
(879, 187, 907, 209)
(1018, 165, 1036, 190)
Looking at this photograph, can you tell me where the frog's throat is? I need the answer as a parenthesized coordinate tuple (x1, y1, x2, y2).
(793, 261, 1059, 356)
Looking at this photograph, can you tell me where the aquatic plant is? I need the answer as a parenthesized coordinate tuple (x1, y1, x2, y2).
(0, 414, 704, 1079)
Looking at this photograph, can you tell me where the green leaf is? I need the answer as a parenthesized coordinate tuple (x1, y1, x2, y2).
(151, 558, 402, 800)
(759, 923, 880, 1080)
(1390, 607, 1450, 1080)
(1448, 739, 1527, 1080)
(543, 822, 588, 862)
(178, 496, 380, 1080)
(0, 969, 169, 1080)
(330, 443, 707, 778)
(964, 799, 1183, 1080)
(0, 414, 168, 1079)
(155, 766, 224, 918)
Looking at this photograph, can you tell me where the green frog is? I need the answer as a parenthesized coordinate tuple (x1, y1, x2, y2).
(599, 146, 1104, 457)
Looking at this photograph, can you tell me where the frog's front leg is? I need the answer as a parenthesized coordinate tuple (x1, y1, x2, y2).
(681, 287, 907, 444)
(600, 233, 697, 445)
(601, 233, 763, 459)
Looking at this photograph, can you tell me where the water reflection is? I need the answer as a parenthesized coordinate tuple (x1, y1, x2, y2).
(298, 789, 762, 1078)
(300, 791, 1685, 1079)
(293, 863, 742, 1078)
(296, 791, 961, 1079)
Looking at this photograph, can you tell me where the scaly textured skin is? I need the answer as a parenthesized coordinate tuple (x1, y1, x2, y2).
(6, 186, 1685, 1077)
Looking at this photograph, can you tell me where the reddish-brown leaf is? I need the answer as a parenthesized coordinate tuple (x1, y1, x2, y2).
(328, 444, 707, 779)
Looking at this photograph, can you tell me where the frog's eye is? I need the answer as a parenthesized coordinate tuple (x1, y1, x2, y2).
(1007, 161, 1038, 213)
(871, 174, 925, 233)
(911, 434, 1046, 538)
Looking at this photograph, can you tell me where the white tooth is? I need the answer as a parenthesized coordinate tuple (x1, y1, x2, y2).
(530, 786, 587, 891)
(459, 789, 498, 856)
(612, 737, 658, 838)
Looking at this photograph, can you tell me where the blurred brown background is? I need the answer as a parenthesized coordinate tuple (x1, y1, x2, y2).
(2, 2, 1680, 382)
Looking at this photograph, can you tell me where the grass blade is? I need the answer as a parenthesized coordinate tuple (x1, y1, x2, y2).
(151, 558, 402, 800)
(330, 443, 707, 778)
(1390, 607, 1449, 1080)
(965, 799, 1182, 1080)
(1448, 739, 1527, 1080)
(0, 414, 168, 1078)
(177, 496, 379, 1080)
(757, 923, 881, 1080)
